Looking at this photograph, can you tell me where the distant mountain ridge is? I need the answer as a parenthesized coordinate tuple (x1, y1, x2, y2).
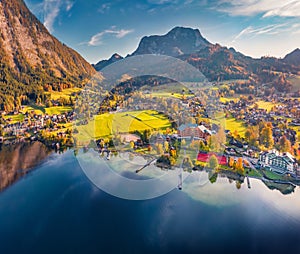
(95, 27, 300, 88)
(0, 0, 95, 110)
(93, 53, 123, 71)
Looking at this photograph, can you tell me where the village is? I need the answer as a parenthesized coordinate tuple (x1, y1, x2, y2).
(85, 86, 300, 191)
(0, 83, 300, 192)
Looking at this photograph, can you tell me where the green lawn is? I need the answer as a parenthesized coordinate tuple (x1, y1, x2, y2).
(75, 110, 171, 142)
(262, 169, 285, 180)
(247, 169, 263, 178)
(20, 105, 72, 116)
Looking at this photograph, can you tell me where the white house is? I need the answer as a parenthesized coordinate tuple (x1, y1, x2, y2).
(259, 149, 297, 174)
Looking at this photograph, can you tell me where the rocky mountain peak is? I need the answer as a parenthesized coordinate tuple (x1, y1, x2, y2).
(94, 53, 124, 71)
(131, 26, 211, 57)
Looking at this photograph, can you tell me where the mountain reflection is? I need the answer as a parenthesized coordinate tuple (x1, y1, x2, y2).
(0, 142, 52, 191)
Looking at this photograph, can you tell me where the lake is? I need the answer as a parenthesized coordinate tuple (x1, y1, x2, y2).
(1, 144, 300, 254)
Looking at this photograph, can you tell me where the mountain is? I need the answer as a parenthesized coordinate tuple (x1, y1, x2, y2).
(283, 48, 300, 66)
(179, 44, 299, 82)
(95, 26, 300, 93)
(94, 53, 123, 71)
(131, 26, 211, 57)
(0, 0, 95, 111)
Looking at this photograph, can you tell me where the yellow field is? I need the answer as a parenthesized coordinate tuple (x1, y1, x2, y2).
(225, 117, 246, 138)
(220, 97, 239, 103)
(20, 105, 72, 116)
(46, 88, 82, 100)
(45, 106, 73, 115)
(75, 110, 171, 141)
(252, 101, 279, 112)
(21, 105, 45, 115)
(3, 114, 25, 124)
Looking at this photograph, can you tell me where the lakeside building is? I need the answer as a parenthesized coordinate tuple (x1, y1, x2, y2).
(259, 149, 298, 174)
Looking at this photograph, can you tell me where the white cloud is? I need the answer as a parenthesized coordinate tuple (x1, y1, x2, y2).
(216, 0, 300, 17)
(232, 23, 296, 42)
(88, 28, 134, 46)
(263, 1, 300, 17)
(41, 0, 74, 33)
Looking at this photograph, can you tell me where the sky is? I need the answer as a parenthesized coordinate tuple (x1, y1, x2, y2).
(24, 0, 300, 64)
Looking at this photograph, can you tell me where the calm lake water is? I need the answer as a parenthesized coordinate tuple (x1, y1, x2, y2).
(1, 145, 300, 254)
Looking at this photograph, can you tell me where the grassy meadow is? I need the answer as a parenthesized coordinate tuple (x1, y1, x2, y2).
(75, 110, 171, 142)
(45, 88, 81, 100)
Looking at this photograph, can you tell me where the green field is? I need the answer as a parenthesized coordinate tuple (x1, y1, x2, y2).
(75, 110, 171, 142)
(21, 105, 45, 115)
(20, 105, 72, 116)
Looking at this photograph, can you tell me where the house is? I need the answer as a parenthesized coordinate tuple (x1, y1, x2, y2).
(120, 134, 140, 143)
(178, 124, 211, 140)
(259, 149, 298, 174)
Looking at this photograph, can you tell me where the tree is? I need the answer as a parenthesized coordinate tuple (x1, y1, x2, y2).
(260, 126, 274, 148)
(157, 143, 164, 155)
(245, 126, 259, 146)
(216, 125, 226, 148)
(278, 136, 291, 153)
(208, 155, 219, 170)
(164, 141, 169, 152)
(170, 149, 177, 158)
(228, 157, 234, 168)
(236, 157, 244, 175)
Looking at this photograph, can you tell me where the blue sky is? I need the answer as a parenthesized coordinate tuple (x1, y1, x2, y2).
(24, 0, 300, 64)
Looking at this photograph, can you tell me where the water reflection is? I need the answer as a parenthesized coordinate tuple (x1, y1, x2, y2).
(0, 142, 52, 191)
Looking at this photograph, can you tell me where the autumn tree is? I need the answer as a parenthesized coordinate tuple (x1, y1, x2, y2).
(156, 143, 164, 155)
(236, 157, 244, 175)
(164, 141, 169, 152)
(245, 126, 259, 146)
(278, 136, 291, 153)
(260, 126, 274, 149)
(208, 155, 219, 170)
(228, 157, 234, 168)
